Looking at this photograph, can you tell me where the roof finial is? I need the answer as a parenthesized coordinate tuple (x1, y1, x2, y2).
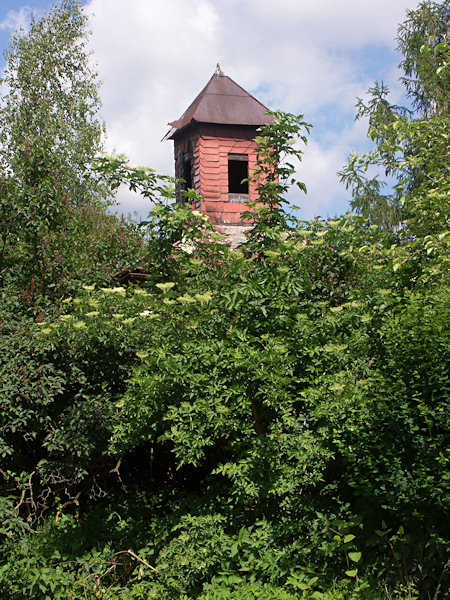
(215, 63, 225, 76)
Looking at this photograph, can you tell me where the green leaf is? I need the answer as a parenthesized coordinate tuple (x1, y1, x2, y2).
(343, 534, 355, 543)
(348, 551, 362, 563)
(345, 569, 358, 577)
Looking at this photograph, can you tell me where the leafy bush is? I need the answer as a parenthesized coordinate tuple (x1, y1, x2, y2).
(0, 4, 448, 598)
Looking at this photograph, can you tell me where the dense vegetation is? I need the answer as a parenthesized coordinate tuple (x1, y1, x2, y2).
(0, 1, 448, 598)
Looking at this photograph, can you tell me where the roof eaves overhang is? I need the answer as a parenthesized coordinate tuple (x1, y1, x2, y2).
(164, 118, 273, 142)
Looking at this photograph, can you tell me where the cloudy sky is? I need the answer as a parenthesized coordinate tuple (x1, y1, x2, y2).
(1, 0, 418, 220)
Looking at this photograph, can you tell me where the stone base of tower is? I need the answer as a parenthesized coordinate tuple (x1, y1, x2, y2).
(217, 224, 252, 249)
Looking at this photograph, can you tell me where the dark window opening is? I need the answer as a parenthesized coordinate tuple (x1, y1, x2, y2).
(177, 153, 193, 204)
(183, 155, 193, 190)
(228, 154, 248, 194)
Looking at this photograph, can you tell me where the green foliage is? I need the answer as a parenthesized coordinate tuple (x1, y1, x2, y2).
(241, 110, 311, 249)
(2, 104, 448, 598)
(94, 154, 217, 283)
(397, 0, 449, 116)
(3, 151, 446, 598)
(339, 1, 449, 229)
(0, 1, 143, 301)
(0, 0, 103, 199)
(0, 4, 449, 599)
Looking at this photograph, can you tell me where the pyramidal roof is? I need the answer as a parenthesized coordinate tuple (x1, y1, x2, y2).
(167, 66, 273, 139)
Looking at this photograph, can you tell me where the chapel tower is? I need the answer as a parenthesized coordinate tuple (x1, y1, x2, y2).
(165, 65, 273, 226)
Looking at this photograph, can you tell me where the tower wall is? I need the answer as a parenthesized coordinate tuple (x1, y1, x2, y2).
(173, 124, 260, 225)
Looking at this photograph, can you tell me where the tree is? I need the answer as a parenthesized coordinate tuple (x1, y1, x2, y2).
(0, 1, 144, 303)
(339, 0, 449, 229)
(0, 0, 104, 201)
(0, 0, 111, 298)
(398, 0, 450, 116)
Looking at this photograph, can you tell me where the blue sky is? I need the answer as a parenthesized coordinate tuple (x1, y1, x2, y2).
(0, 0, 418, 220)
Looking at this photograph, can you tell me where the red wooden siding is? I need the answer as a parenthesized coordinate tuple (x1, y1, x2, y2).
(173, 124, 260, 225)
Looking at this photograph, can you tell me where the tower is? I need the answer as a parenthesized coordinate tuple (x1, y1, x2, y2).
(165, 66, 273, 226)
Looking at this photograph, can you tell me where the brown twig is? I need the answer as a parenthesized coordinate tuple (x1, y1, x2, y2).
(115, 550, 158, 573)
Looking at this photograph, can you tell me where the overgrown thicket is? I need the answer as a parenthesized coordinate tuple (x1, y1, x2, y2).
(0, 1, 449, 599)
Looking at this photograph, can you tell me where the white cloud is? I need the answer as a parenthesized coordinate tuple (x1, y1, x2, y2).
(226, 0, 411, 48)
(189, 0, 219, 41)
(0, 7, 31, 32)
(296, 117, 372, 219)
